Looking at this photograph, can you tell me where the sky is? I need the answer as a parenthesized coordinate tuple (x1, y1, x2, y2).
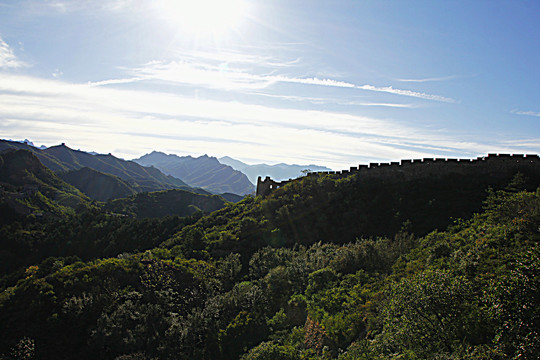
(0, 0, 539, 169)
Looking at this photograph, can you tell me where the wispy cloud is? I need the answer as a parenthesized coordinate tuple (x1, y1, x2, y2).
(0, 73, 478, 168)
(251, 92, 419, 108)
(0, 73, 532, 168)
(357, 84, 455, 103)
(87, 77, 142, 87)
(20, 0, 135, 14)
(91, 56, 456, 103)
(52, 69, 63, 78)
(396, 75, 457, 83)
(0, 36, 27, 68)
(511, 109, 540, 117)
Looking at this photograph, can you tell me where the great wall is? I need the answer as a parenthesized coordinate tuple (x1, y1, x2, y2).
(256, 154, 540, 197)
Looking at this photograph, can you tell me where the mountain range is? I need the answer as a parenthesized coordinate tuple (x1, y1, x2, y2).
(219, 156, 332, 183)
(0, 140, 190, 195)
(0, 147, 233, 222)
(134, 151, 254, 195)
(0, 139, 334, 199)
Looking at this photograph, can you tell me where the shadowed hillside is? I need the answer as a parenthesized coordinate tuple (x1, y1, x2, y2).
(0, 140, 191, 195)
(0, 154, 539, 360)
(104, 188, 229, 218)
(59, 167, 137, 201)
(45, 144, 189, 192)
(0, 149, 90, 218)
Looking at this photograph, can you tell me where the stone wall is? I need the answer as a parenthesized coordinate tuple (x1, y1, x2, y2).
(256, 154, 540, 196)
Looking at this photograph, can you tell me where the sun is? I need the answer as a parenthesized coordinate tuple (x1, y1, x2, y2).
(156, 0, 249, 38)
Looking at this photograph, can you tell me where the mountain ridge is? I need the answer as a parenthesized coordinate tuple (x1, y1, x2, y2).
(0, 140, 191, 195)
(134, 151, 254, 196)
(219, 155, 332, 183)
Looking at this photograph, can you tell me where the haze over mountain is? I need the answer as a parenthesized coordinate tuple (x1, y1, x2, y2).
(0, 140, 191, 196)
(134, 151, 254, 195)
(219, 156, 332, 183)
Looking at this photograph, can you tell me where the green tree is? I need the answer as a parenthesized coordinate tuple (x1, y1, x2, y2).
(378, 269, 486, 356)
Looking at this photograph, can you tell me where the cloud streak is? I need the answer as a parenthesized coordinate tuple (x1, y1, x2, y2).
(357, 84, 455, 103)
(512, 110, 540, 117)
(0, 74, 480, 169)
(396, 75, 457, 83)
(250, 92, 419, 108)
(0, 73, 532, 168)
(91, 58, 456, 103)
(0, 36, 27, 68)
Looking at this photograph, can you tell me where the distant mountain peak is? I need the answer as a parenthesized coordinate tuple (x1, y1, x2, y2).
(133, 151, 254, 195)
(219, 156, 331, 183)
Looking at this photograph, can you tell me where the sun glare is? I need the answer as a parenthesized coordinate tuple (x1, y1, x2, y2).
(156, 0, 249, 38)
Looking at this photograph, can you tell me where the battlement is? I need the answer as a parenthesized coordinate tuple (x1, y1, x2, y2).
(255, 154, 540, 197)
(256, 176, 295, 197)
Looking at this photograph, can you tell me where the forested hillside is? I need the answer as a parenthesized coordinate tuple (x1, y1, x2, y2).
(104, 189, 228, 218)
(0, 161, 538, 359)
(0, 140, 191, 195)
(0, 149, 91, 222)
(59, 167, 137, 201)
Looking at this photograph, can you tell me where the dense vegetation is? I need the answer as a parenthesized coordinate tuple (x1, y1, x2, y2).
(103, 189, 227, 218)
(0, 157, 539, 359)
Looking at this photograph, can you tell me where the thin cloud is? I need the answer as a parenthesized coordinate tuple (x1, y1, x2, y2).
(270, 75, 355, 88)
(0, 36, 27, 68)
(355, 102, 419, 108)
(103, 59, 456, 103)
(251, 92, 418, 108)
(175, 50, 300, 69)
(0, 73, 530, 169)
(501, 139, 540, 147)
(511, 110, 540, 117)
(89, 51, 455, 103)
(0, 73, 473, 168)
(22, 0, 135, 14)
(397, 75, 457, 83)
(87, 77, 142, 87)
(52, 69, 63, 78)
(357, 85, 456, 103)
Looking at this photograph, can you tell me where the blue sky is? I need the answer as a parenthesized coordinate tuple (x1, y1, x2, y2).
(0, 0, 539, 169)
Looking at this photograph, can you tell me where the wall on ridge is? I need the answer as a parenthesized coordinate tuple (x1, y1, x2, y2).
(256, 154, 540, 197)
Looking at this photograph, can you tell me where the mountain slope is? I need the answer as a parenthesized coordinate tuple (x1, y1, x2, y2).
(44, 145, 189, 193)
(1, 157, 539, 359)
(164, 155, 540, 256)
(0, 149, 90, 218)
(134, 151, 254, 195)
(219, 156, 332, 183)
(0, 140, 192, 194)
(59, 167, 137, 201)
(0, 139, 73, 172)
(103, 188, 228, 218)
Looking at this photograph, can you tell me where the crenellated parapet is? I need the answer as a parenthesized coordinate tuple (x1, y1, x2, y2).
(256, 176, 295, 197)
(256, 154, 540, 197)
